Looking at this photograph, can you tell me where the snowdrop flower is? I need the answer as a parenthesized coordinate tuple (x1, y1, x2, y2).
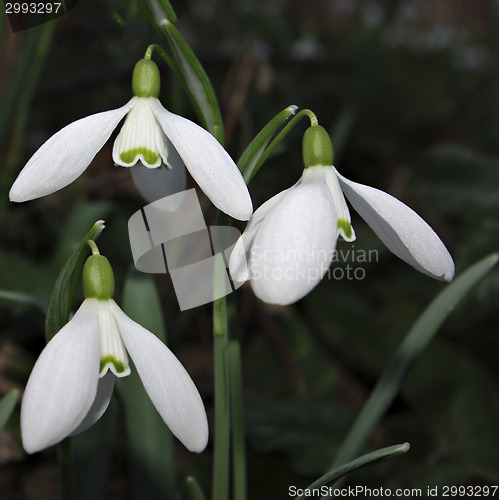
(230, 125, 454, 305)
(9, 55, 252, 221)
(21, 243, 208, 454)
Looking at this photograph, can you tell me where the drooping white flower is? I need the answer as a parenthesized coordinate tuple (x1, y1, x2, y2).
(21, 251, 208, 454)
(9, 58, 252, 221)
(229, 125, 454, 305)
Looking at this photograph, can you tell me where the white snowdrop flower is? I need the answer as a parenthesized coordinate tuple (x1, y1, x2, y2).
(230, 125, 454, 305)
(21, 248, 208, 454)
(9, 57, 252, 221)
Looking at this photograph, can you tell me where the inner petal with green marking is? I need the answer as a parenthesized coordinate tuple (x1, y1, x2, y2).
(97, 301, 131, 378)
(322, 165, 356, 242)
(112, 97, 169, 169)
(338, 218, 354, 241)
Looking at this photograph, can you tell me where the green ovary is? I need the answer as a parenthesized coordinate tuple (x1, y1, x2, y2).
(338, 219, 353, 239)
(120, 147, 158, 166)
(100, 355, 127, 375)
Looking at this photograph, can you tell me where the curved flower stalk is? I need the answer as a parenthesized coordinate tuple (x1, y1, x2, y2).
(230, 125, 455, 305)
(21, 243, 208, 454)
(9, 54, 252, 221)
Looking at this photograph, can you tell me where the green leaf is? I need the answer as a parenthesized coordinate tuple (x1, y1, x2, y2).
(185, 476, 207, 500)
(332, 253, 499, 472)
(0, 389, 19, 431)
(0, 289, 48, 312)
(45, 220, 105, 342)
(143, 4, 224, 143)
(298, 443, 410, 499)
(237, 105, 298, 183)
(149, 0, 177, 22)
(117, 269, 177, 500)
(52, 202, 113, 270)
(162, 21, 224, 143)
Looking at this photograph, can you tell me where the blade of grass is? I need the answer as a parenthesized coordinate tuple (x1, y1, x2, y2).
(185, 476, 207, 500)
(0, 19, 57, 209)
(237, 105, 297, 183)
(330, 253, 498, 481)
(0, 389, 19, 431)
(0, 290, 48, 312)
(298, 442, 410, 499)
(229, 334, 246, 500)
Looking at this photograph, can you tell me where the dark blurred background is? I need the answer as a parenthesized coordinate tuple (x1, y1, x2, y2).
(1, 0, 498, 498)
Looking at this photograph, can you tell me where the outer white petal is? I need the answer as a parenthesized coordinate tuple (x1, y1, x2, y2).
(109, 301, 208, 453)
(337, 170, 455, 281)
(70, 372, 115, 436)
(229, 185, 295, 283)
(9, 98, 137, 202)
(150, 99, 253, 221)
(249, 181, 338, 305)
(21, 299, 101, 453)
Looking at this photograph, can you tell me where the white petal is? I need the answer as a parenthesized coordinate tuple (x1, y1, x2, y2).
(109, 301, 208, 453)
(249, 181, 338, 305)
(9, 99, 136, 202)
(21, 299, 101, 453)
(229, 186, 293, 283)
(113, 97, 169, 168)
(337, 170, 455, 281)
(150, 99, 253, 220)
(70, 372, 115, 436)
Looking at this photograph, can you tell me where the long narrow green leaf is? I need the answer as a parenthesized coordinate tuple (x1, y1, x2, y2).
(237, 105, 298, 182)
(52, 202, 113, 270)
(241, 108, 318, 183)
(0, 290, 48, 312)
(118, 269, 178, 500)
(185, 476, 207, 500)
(212, 296, 231, 500)
(0, 389, 19, 431)
(229, 336, 246, 500)
(331, 253, 499, 474)
(298, 443, 410, 499)
(151, 0, 177, 22)
(0, 20, 57, 210)
(143, 0, 224, 143)
(45, 220, 105, 341)
(161, 20, 224, 143)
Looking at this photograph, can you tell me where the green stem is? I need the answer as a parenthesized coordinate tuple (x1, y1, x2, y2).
(246, 108, 318, 183)
(86, 240, 100, 255)
(212, 296, 230, 500)
(145, 43, 169, 63)
(57, 439, 74, 500)
(229, 334, 246, 500)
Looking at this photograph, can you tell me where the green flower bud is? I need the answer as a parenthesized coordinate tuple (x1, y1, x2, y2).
(132, 59, 161, 98)
(302, 125, 334, 168)
(82, 255, 115, 300)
